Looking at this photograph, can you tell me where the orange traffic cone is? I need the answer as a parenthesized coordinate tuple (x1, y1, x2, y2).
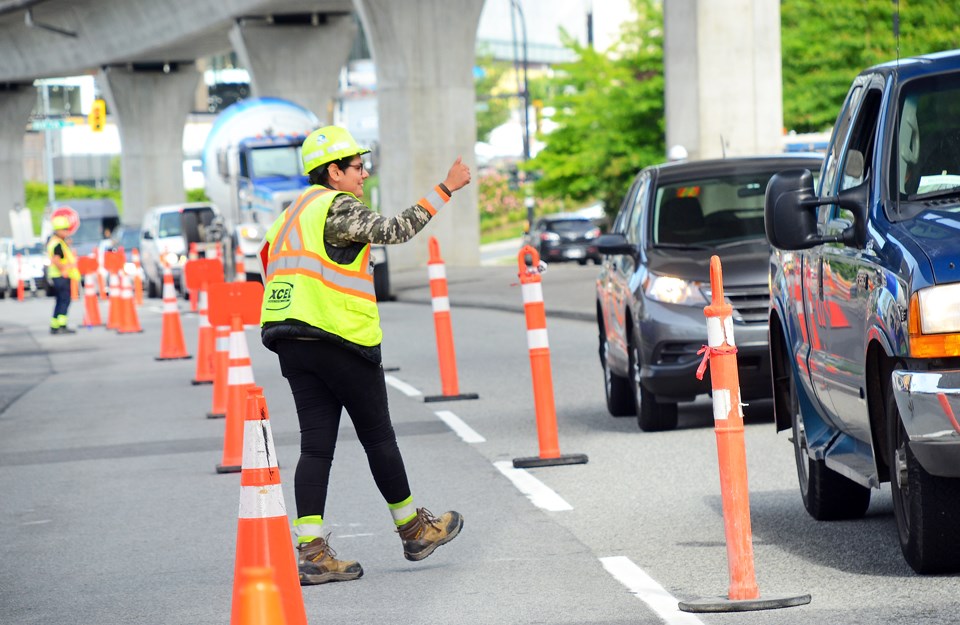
(235, 247, 246, 282)
(191, 287, 215, 385)
(229, 388, 305, 625)
(106, 272, 121, 330)
(188, 243, 200, 312)
(132, 248, 144, 306)
(77, 256, 101, 328)
(217, 316, 255, 473)
(207, 325, 229, 419)
(238, 567, 287, 625)
(117, 272, 143, 334)
(155, 266, 192, 360)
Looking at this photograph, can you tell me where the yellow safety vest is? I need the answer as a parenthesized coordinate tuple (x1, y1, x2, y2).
(260, 186, 382, 347)
(47, 235, 79, 280)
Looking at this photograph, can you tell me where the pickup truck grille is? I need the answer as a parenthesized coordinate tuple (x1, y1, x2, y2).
(701, 285, 769, 324)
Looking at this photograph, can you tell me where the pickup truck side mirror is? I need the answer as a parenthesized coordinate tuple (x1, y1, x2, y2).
(142, 230, 154, 240)
(765, 169, 869, 250)
(596, 233, 638, 257)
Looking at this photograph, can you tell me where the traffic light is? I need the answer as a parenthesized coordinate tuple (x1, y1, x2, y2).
(88, 98, 106, 132)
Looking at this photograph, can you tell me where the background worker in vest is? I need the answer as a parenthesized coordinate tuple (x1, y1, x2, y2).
(260, 126, 471, 585)
(47, 215, 80, 334)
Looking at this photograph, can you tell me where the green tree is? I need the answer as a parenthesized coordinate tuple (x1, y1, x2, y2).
(781, 0, 960, 133)
(475, 53, 514, 142)
(527, 0, 664, 219)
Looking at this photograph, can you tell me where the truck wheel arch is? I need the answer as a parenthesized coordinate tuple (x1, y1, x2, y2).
(864, 336, 896, 480)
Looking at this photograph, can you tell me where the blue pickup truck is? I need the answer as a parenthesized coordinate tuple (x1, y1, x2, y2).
(765, 50, 960, 574)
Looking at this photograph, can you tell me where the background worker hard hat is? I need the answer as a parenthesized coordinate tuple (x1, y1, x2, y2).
(300, 126, 371, 175)
(51, 215, 72, 231)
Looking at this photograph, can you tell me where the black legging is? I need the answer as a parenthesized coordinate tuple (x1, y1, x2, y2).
(274, 338, 411, 519)
(52, 277, 71, 320)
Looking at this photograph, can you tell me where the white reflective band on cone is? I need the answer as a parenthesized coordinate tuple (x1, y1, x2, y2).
(706, 316, 736, 347)
(432, 296, 450, 313)
(527, 328, 549, 350)
(216, 335, 230, 351)
(162, 283, 176, 299)
(521, 282, 543, 304)
(428, 264, 446, 280)
(229, 332, 250, 358)
(238, 484, 287, 519)
(163, 301, 179, 313)
(242, 420, 279, 469)
(228, 366, 255, 385)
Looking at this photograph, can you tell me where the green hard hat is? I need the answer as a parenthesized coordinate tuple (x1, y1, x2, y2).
(301, 126, 370, 174)
(51, 215, 72, 231)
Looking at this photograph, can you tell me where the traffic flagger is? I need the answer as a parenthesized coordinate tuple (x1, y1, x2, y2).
(117, 272, 143, 333)
(155, 265, 192, 360)
(237, 567, 287, 625)
(209, 281, 264, 473)
(229, 388, 306, 625)
(512, 246, 587, 469)
(207, 325, 229, 419)
(185, 258, 224, 385)
(77, 256, 102, 327)
(678, 256, 810, 613)
(423, 237, 478, 403)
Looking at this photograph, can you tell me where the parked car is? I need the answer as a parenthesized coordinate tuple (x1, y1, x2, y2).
(523, 213, 602, 265)
(0, 238, 48, 298)
(595, 153, 823, 431)
(139, 203, 226, 298)
(765, 50, 960, 573)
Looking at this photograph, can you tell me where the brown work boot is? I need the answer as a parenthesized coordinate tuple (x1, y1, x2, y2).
(297, 535, 363, 585)
(397, 508, 463, 562)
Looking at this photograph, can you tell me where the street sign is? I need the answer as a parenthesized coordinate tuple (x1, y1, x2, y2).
(30, 118, 74, 131)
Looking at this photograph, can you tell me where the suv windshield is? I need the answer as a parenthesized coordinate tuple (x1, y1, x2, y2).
(653, 172, 781, 247)
(893, 72, 960, 213)
(158, 212, 181, 238)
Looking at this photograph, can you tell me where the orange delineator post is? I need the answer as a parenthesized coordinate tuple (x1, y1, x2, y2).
(70, 277, 79, 301)
(16, 254, 25, 301)
(512, 246, 587, 469)
(235, 247, 246, 282)
(155, 266, 192, 360)
(188, 242, 200, 312)
(238, 567, 288, 625)
(229, 388, 305, 625)
(678, 255, 810, 614)
(423, 237, 478, 403)
(207, 325, 229, 419)
(132, 248, 144, 306)
(218, 314, 255, 473)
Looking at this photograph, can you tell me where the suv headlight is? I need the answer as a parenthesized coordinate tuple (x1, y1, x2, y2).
(644, 272, 708, 306)
(909, 284, 960, 357)
(240, 225, 260, 240)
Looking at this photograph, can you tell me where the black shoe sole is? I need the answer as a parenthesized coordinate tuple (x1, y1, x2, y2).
(403, 515, 464, 562)
(299, 568, 364, 586)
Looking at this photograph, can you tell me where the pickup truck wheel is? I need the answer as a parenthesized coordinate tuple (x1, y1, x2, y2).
(886, 389, 960, 573)
(789, 366, 870, 520)
(631, 334, 678, 431)
(600, 327, 634, 417)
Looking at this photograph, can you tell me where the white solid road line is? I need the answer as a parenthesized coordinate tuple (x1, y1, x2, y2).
(384, 374, 423, 397)
(434, 410, 486, 443)
(493, 460, 573, 511)
(600, 556, 706, 625)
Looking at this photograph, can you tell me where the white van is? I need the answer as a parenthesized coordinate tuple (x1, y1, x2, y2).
(139, 203, 226, 298)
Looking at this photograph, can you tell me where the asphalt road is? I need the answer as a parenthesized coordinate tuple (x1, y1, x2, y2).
(0, 264, 958, 624)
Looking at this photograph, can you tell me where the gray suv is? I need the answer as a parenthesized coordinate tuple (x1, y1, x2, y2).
(596, 154, 823, 431)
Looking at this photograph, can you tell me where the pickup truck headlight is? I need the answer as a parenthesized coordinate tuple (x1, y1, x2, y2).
(909, 284, 960, 357)
(240, 225, 260, 240)
(644, 273, 708, 306)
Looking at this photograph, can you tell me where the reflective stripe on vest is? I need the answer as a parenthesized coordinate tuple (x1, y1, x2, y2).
(261, 186, 382, 346)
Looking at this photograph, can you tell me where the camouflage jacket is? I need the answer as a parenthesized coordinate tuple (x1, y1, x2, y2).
(324, 193, 434, 246)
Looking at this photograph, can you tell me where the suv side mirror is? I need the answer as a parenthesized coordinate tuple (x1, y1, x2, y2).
(765, 169, 869, 250)
(142, 230, 153, 240)
(596, 233, 637, 256)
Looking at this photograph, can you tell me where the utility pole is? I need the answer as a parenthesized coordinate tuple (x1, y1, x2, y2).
(40, 81, 56, 208)
(509, 0, 530, 162)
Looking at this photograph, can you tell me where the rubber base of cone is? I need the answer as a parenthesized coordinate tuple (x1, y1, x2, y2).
(191, 379, 213, 386)
(216, 463, 242, 474)
(207, 412, 225, 419)
(384, 366, 400, 372)
(424, 392, 479, 403)
(678, 594, 811, 613)
(513, 453, 589, 468)
(118, 329, 144, 334)
(156, 355, 193, 361)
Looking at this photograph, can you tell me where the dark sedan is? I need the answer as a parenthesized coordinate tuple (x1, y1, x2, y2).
(523, 213, 602, 265)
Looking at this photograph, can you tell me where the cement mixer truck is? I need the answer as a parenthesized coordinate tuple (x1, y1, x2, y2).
(201, 97, 390, 298)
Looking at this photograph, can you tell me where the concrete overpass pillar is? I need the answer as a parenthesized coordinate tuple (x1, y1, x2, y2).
(354, 0, 483, 268)
(99, 64, 200, 226)
(0, 85, 38, 238)
(229, 15, 357, 120)
(663, 0, 783, 159)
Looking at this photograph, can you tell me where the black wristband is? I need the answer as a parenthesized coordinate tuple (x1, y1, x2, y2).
(438, 182, 452, 197)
